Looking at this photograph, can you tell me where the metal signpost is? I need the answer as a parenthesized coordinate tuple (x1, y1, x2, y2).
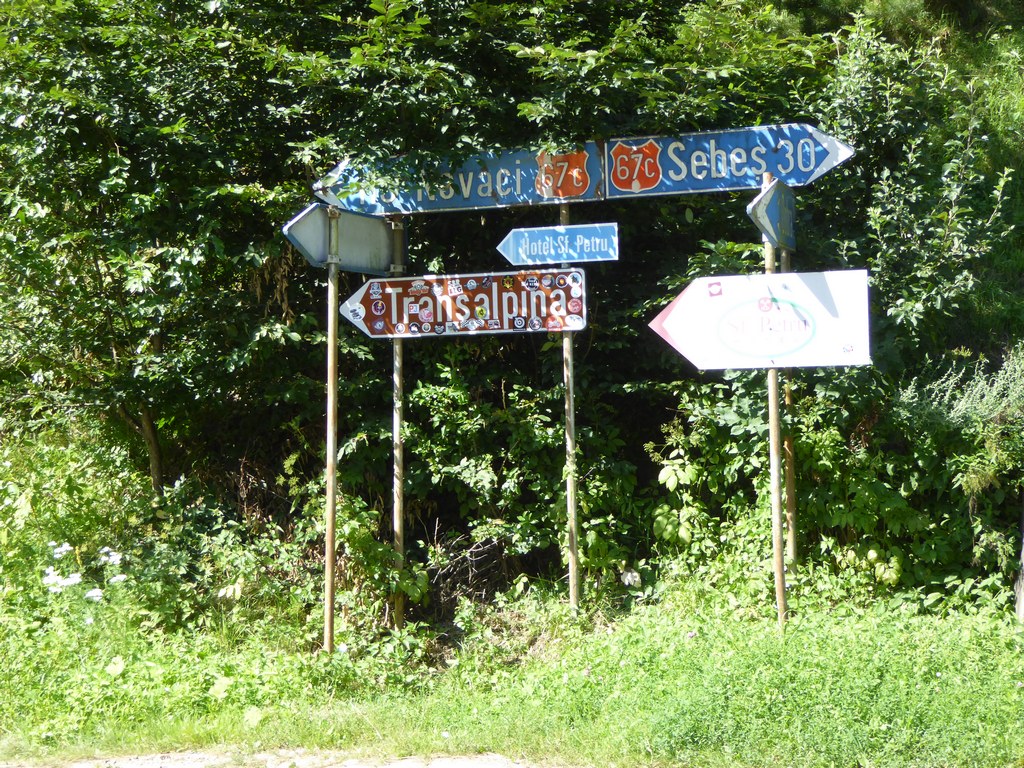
(493, 217, 616, 609)
(758, 178, 788, 633)
(287, 121, 855, 642)
(497, 223, 619, 266)
(763, 212, 788, 632)
(322, 210, 340, 653)
(557, 205, 581, 612)
(389, 218, 407, 629)
(281, 205, 398, 652)
(748, 178, 799, 572)
(489, 215, 618, 608)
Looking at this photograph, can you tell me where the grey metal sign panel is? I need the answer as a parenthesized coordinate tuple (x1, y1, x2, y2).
(282, 203, 393, 274)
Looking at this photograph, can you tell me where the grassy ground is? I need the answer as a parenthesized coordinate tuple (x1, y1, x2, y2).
(3, 581, 1023, 768)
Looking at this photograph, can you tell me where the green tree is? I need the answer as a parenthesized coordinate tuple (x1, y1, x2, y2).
(0, 0, 323, 491)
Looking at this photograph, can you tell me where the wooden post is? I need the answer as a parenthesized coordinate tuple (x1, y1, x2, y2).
(323, 207, 341, 653)
(783, 381, 797, 570)
(780, 247, 798, 570)
(762, 173, 788, 630)
(1016, 492, 1024, 623)
(390, 217, 407, 629)
(560, 204, 581, 611)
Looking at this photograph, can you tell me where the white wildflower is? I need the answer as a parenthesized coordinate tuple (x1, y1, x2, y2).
(52, 542, 72, 559)
(108, 574, 127, 584)
(85, 588, 103, 601)
(43, 566, 63, 593)
(98, 547, 122, 566)
(620, 567, 641, 587)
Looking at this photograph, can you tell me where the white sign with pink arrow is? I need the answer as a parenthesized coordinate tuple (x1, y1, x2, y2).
(650, 270, 871, 370)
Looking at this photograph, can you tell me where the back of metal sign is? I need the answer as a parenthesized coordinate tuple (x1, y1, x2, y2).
(283, 203, 393, 275)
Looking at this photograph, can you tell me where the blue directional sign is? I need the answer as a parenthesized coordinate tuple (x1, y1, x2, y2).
(605, 124, 854, 199)
(746, 178, 796, 251)
(314, 144, 605, 215)
(313, 124, 853, 215)
(497, 223, 619, 266)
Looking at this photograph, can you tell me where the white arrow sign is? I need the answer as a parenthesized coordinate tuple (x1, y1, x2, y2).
(649, 270, 871, 370)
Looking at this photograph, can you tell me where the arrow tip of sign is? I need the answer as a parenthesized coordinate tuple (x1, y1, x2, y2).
(807, 126, 856, 184)
(315, 160, 349, 189)
(745, 184, 768, 217)
(833, 139, 856, 167)
(496, 231, 514, 261)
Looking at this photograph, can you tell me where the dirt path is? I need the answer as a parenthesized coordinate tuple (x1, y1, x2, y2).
(6, 751, 541, 768)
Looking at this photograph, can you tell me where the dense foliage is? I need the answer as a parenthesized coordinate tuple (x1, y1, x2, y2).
(2, 0, 1023, 670)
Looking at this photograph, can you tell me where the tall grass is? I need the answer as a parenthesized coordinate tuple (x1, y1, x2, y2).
(389, 589, 1024, 768)
(3, 579, 1023, 768)
(2, 421, 1022, 766)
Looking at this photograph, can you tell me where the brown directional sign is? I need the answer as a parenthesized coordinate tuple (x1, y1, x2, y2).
(341, 268, 587, 339)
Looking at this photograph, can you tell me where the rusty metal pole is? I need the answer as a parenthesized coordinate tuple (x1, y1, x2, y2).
(390, 217, 407, 629)
(1016, 492, 1024, 623)
(323, 207, 341, 653)
(780, 246, 798, 570)
(559, 203, 581, 611)
(762, 173, 788, 631)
